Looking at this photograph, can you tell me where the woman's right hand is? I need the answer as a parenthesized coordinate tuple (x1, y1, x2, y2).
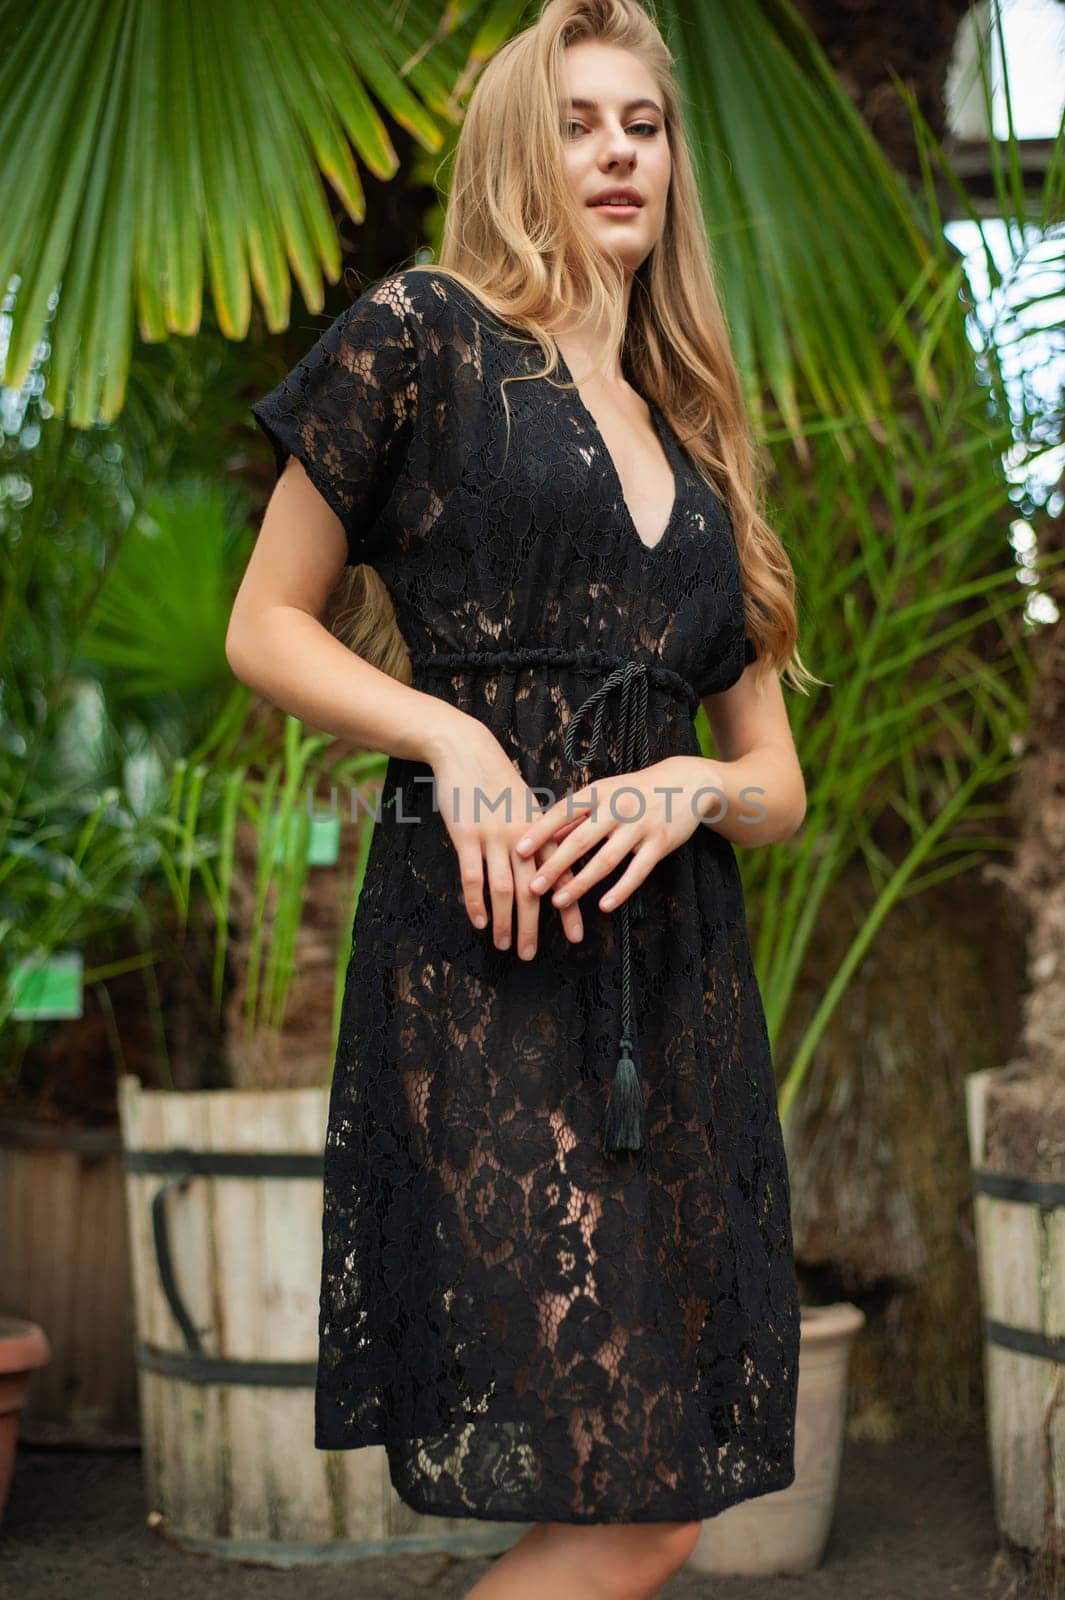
(430, 717, 584, 959)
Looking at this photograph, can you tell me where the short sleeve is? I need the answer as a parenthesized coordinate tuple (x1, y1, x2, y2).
(250, 275, 424, 566)
(706, 632, 753, 695)
(702, 598, 765, 696)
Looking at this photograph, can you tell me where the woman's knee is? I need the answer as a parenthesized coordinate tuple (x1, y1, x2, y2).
(646, 1519, 702, 1570)
(598, 1519, 703, 1595)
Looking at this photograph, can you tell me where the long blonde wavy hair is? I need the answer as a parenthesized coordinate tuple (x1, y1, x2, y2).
(334, 0, 814, 695)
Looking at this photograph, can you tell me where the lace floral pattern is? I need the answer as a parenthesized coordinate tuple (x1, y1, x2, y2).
(250, 267, 800, 1524)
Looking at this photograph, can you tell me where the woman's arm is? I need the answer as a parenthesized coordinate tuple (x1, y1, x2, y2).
(695, 658, 806, 846)
(227, 457, 586, 958)
(226, 455, 462, 766)
(512, 657, 806, 915)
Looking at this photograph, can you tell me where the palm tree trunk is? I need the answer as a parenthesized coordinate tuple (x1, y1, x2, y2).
(781, 1, 1046, 1444)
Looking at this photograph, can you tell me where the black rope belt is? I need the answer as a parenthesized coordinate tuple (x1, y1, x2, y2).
(412, 646, 700, 1157)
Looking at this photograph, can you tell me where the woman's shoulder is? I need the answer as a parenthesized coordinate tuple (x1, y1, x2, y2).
(352, 265, 487, 340)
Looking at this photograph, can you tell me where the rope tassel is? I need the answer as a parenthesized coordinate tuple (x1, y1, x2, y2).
(604, 1035, 644, 1152)
(564, 661, 658, 1158)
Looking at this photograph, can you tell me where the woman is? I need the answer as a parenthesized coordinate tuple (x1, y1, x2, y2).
(233, 0, 812, 1594)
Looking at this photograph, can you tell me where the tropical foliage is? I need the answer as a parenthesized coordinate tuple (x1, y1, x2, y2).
(1, 0, 1061, 1127)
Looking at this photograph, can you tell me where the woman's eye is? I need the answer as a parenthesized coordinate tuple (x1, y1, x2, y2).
(563, 120, 662, 137)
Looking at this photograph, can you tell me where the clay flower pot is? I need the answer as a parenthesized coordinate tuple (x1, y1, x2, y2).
(689, 1301, 866, 1576)
(0, 1317, 51, 1525)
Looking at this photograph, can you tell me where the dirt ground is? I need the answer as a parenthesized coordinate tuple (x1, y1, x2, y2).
(0, 1424, 1051, 1600)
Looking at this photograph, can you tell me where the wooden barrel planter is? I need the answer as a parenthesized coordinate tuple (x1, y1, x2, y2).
(966, 1065, 1065, 1564)
(118, 1074, 527, 1566)
(0, 1116, 139, 1445)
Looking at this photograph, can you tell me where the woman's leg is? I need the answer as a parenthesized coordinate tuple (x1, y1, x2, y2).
(462, 1518, 703, 1600)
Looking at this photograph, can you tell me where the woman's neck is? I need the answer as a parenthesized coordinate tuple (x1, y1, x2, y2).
(551, 270, 636, 387)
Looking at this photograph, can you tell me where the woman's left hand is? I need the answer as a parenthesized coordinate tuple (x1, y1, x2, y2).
(514, 756, 719, 914)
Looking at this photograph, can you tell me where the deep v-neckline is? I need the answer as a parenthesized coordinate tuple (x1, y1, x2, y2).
(441, 278, 684, 555)
(555, 350, 683, 556)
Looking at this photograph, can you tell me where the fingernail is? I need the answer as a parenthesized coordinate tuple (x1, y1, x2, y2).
(517, 836, 533, 852)
(554, 890, 571, 906)
(530, 875, 546, 891)
(601, 894, 615, 909)
(522, 944, 535, 959)
(498, 935, 510, 949)
(474, 914, 486, 928)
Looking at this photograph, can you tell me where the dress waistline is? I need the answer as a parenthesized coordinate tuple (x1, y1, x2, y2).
(411, 646, 698, 1158)
(410, 646, 699, 714)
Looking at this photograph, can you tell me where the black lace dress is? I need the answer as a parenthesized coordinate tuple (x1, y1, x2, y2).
(250, 266, 801, 1526)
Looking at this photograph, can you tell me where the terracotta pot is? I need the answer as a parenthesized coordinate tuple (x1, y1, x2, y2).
(689, 1301, 866, 1577)
(0, 1317, 51, 1524)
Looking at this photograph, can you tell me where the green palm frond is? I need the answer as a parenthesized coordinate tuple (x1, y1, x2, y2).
(665, 0, 964, 438)
(0, 0, 488, 424)
(77, 479, 244, 699)
(7, 0, 1041, 450)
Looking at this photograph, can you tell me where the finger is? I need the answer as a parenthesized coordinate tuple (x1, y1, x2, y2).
(548, 816, 592, 859)
(540, 839, 582, 942)
(512, 851, 541, 962)
(591, 843, 661, 913)
(540, 813, 586, 846)
(527, 785, 624, 890)
(485, 836, 514, 950)
(556, 866, 584, 940)
(514, 807, 563, 856)
(544, 790, 649, 899)
(530, 817, 609, 895)
(551, 827, 643, 907)
(527, 788, 611, 887)
(516, 789, 599, 857)
(456, 837, 488, 930)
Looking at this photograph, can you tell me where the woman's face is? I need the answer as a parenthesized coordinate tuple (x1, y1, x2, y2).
(560, 40, 671, 275)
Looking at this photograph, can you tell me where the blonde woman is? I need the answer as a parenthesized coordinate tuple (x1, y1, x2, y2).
(232, 0, 810, 1594)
